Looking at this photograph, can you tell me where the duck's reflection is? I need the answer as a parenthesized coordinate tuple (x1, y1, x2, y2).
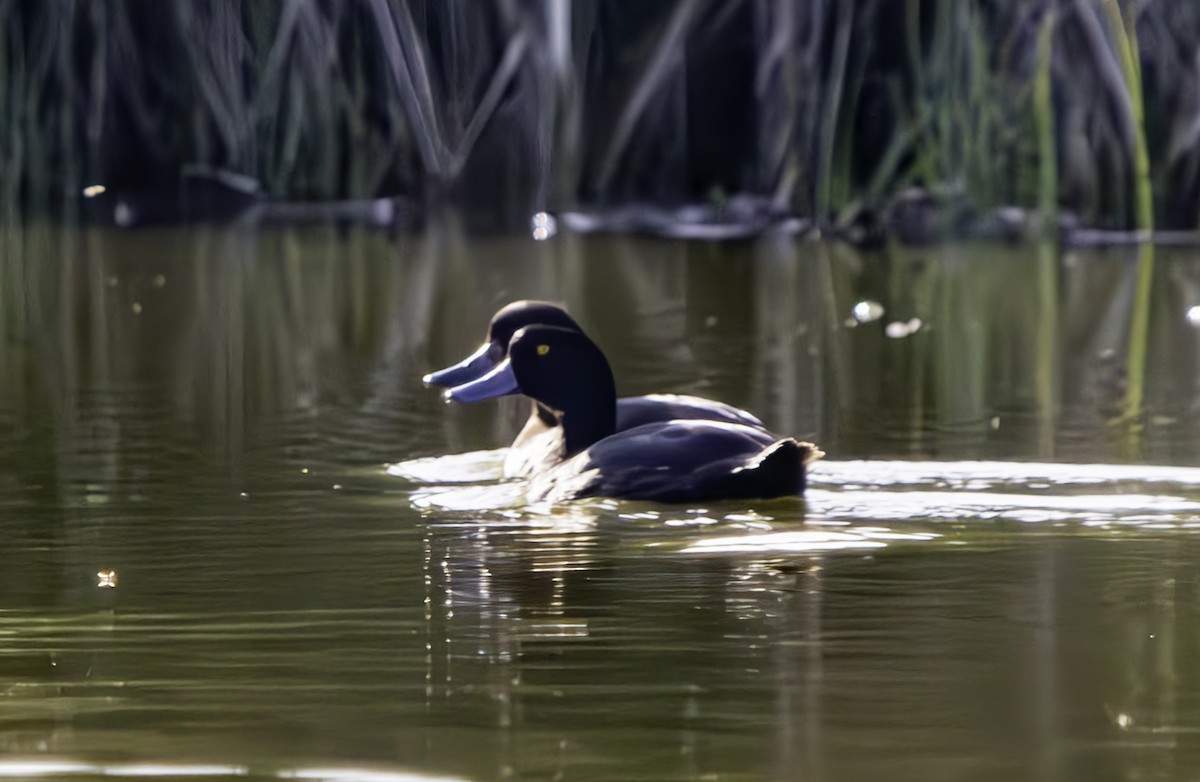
(417, 494, 835, 780)
(421, 506, 599, 691)
(416, 495, 1177, 782)
(418, 506, 599, 778)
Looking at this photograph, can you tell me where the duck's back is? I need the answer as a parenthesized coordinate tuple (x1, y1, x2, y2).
(527, 420, 821, 504)
(616, 394, 763, 430)
(504, 394, 763, 479)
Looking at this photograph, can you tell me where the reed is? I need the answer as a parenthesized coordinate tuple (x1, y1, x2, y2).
(1, 0, 1198, 229)
(1102, 0, 1153, 234)
(1033, 10, 1057, 231)
(1097, 1, 1154, 442)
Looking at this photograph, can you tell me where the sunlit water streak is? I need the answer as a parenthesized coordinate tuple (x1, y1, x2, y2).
(813, 459, 1200, 490)
(391, 452, 1200, 548)
(386, 450, 507, 484)
(681, 529, 935, 554)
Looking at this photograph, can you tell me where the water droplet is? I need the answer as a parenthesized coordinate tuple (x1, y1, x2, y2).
(852, 300, 884, 323)
(1187, 305, 1200, 326)
(704, 315, 718, 328)
(152, 274, 167, 288)
(131, 302, 143, 315)
(97, 569, 118, 588)
(239, 492, 249, 499)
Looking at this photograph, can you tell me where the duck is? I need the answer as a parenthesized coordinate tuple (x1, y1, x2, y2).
(443, 324, 822, 504)
(423, 300, 764, 477)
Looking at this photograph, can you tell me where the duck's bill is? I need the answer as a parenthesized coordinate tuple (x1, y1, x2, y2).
(443, 358, 520, 403)
(422, 343, 496, 387)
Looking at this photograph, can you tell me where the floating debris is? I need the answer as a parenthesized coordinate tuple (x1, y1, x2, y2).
(852, 300, 885, 324)
(885, 318, 923, 338)
(531, 212, 557, 241)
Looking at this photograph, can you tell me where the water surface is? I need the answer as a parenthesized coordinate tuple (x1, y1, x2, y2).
(1, 224, 1200, 781)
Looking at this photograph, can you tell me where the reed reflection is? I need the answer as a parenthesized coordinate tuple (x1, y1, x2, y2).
(5, 222, 1200, 477)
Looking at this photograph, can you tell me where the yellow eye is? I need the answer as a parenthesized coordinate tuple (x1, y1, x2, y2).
(537, 344, 550, 356)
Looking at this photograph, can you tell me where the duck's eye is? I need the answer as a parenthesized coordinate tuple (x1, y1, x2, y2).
(537, 344, 550, 356)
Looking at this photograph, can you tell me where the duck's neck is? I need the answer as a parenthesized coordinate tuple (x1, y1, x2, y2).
(532, 400, 557, 428)
(526, 399, 610, 459)
(558, 385, 617, 458)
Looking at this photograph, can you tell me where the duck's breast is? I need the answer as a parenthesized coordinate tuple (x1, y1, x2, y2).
(504, 414, 566, 478)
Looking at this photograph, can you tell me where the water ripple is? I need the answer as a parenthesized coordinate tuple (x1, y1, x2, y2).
(397, 454, 1200, 531)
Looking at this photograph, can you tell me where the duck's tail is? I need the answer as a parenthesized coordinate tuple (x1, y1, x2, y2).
(730, 438, 824, 498)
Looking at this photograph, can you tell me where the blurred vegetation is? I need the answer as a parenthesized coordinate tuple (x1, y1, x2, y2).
(2, 0, 1200, 229)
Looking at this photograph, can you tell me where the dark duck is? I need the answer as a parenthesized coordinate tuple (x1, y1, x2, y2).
(443, 324, 822, 504)
(424, 300, 764, 477)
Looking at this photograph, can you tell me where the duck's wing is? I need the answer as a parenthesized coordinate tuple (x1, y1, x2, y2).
(529, 421, 819, 503)
(615, 394, 764, 431)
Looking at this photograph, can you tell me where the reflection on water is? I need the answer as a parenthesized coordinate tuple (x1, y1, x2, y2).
(386, 450, 507, 484)
(2, 222, 1200, 779)
(0, 761, 467, 781)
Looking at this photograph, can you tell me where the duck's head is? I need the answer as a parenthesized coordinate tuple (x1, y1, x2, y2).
(423, 300, 582, 388)
(445, 325, 617, 455)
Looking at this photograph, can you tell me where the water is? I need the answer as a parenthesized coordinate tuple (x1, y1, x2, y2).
(2, 223, 1200, 781)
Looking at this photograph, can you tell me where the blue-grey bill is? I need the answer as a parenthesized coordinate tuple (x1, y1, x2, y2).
(444, 358, 520, 403)
(422, 342, 496, 387)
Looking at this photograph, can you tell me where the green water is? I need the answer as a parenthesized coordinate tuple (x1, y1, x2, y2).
(2, 224, 1200, 781)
